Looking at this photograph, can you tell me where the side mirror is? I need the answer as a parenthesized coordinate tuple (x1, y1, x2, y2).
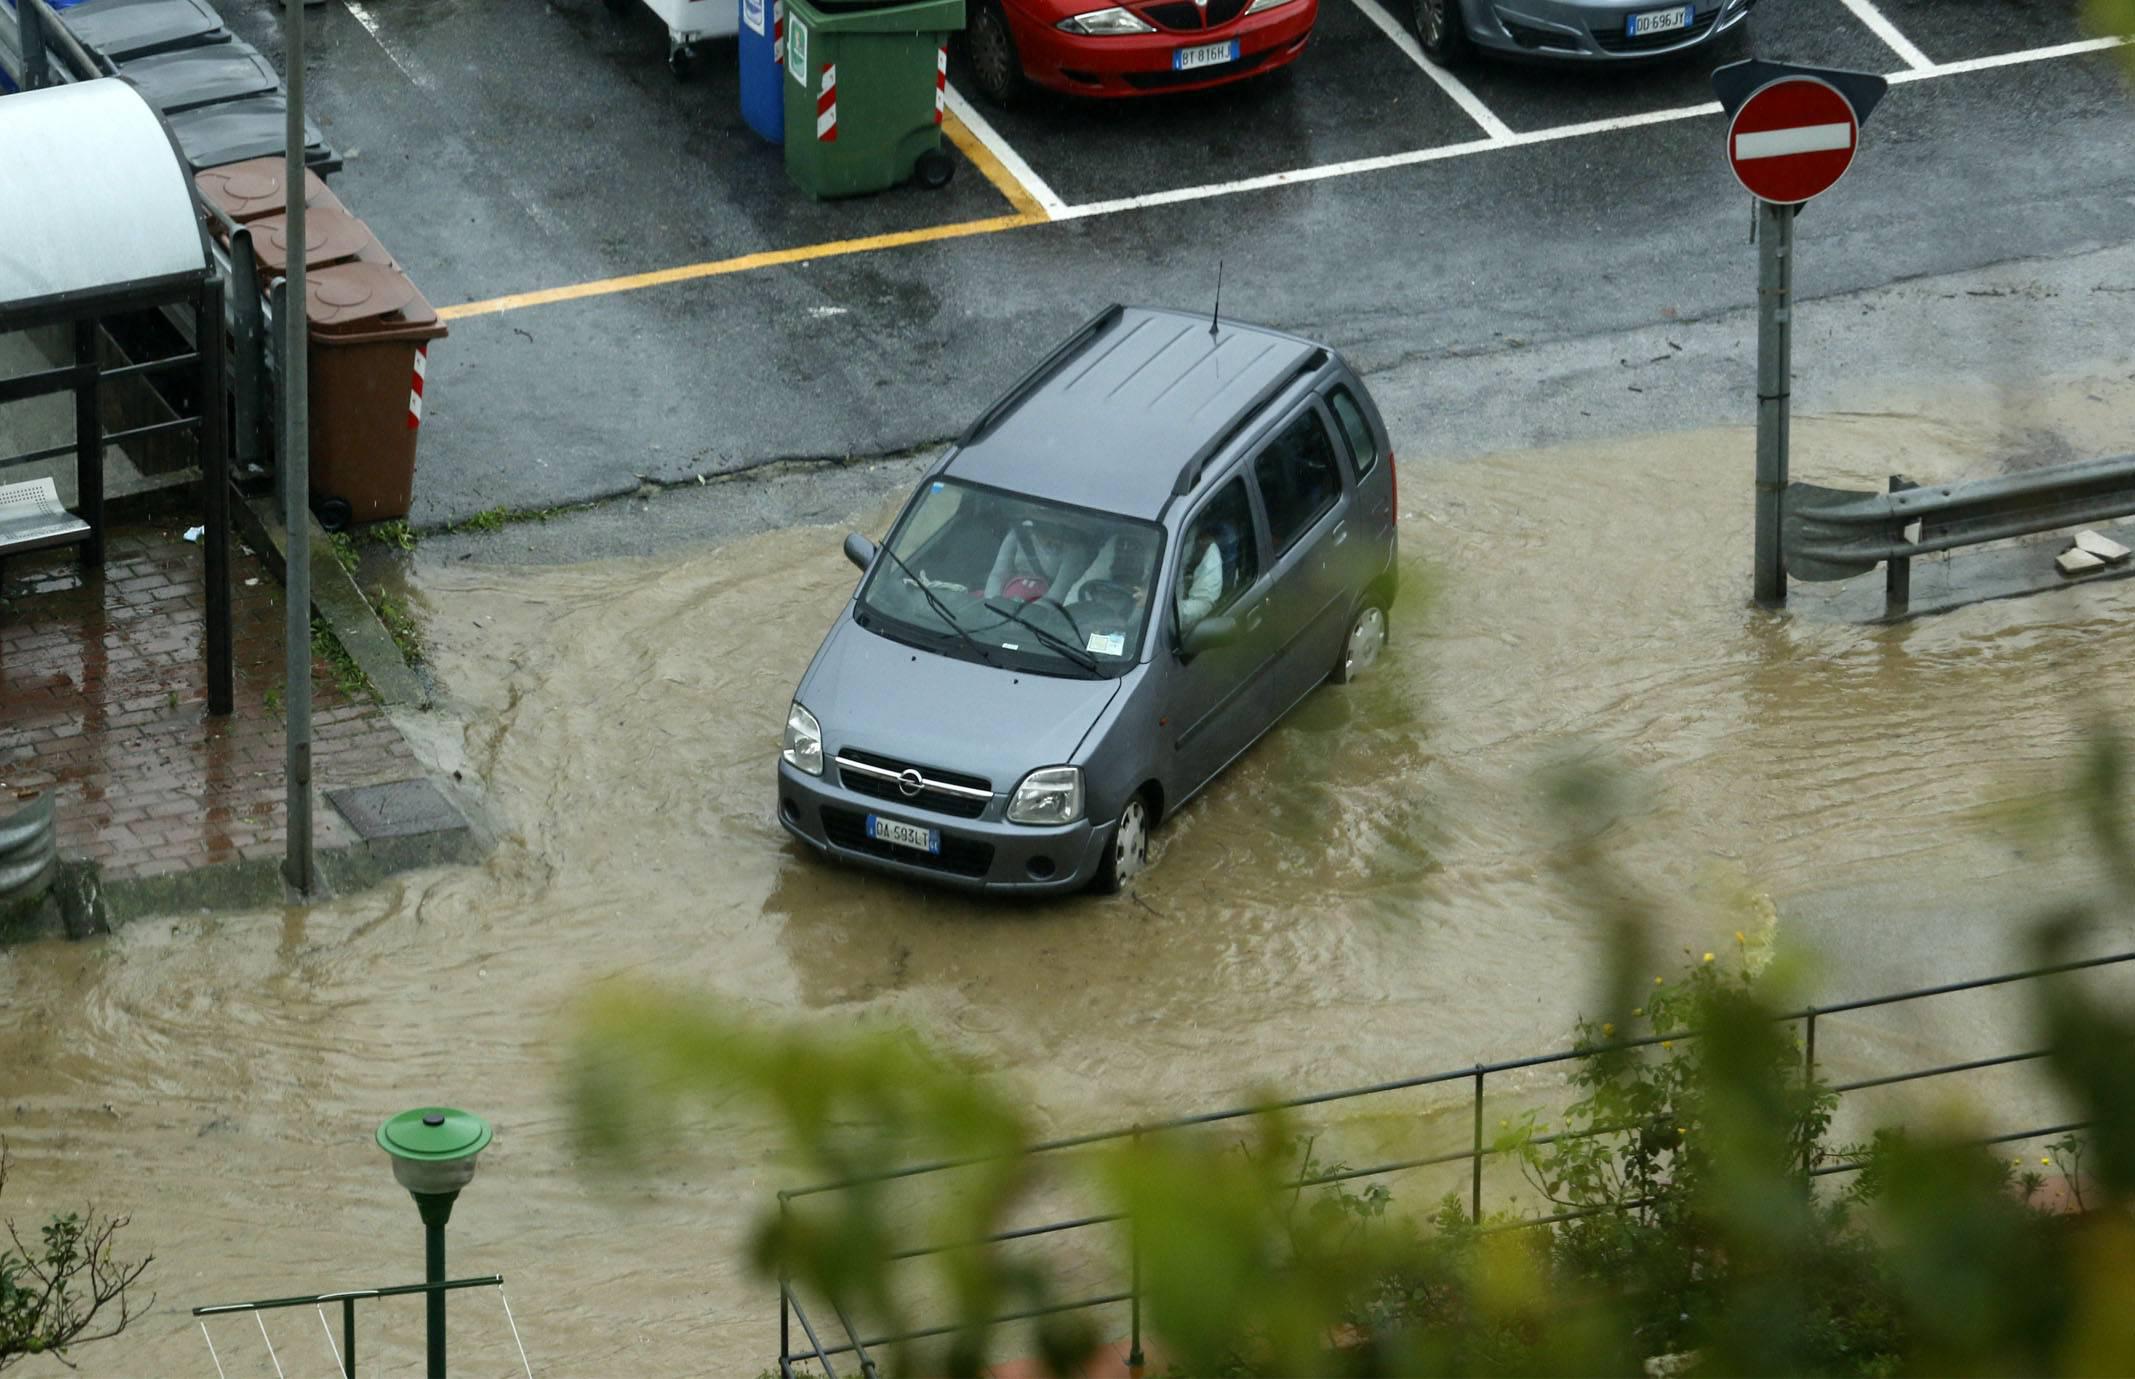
(843, 532, 878, 571)
(1179, 615, 1238, 658)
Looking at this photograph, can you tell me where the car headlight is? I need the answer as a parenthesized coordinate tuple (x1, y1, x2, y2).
(1057, 5, 1155, 34)
(1243, 0, 1295, 12)
(1006, 766, 1084, 825)
(781, 702, 823, 777)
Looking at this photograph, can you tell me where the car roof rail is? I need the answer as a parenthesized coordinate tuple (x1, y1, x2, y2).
(959, 303, 1127, 448)
(1169, 347, 1328, 498)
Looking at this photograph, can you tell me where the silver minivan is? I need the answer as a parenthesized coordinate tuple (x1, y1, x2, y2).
(775, 304, 1399, 894)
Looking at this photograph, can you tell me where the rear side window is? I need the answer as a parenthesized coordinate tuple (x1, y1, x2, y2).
(1252, 409, 1343, 557)
(1328, 386, 1379, 479)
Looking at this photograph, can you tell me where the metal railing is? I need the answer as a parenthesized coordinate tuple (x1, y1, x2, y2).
(1783, 452, 2135, 614)
(773, 948, 2132, 1377)
(0, 0, 111, 90)
(193, 1274, 532, 1379)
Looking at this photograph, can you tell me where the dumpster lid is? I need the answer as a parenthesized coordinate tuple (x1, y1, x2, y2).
(59, 0, 227, 61)
(118, 38, 277, 114)
(165, 91, 335, 174)
(785, 0, 964, 34)
(304, 261, 420, 329)
(0, 80, 210, 326)
(249, 205, 374, 274)
(195, 156, 337, 224)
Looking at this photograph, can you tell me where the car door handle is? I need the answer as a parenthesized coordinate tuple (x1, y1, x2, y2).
(1242, 602, 1264, 630)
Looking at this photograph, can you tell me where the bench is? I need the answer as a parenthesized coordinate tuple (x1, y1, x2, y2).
(0, 475, 93, 571)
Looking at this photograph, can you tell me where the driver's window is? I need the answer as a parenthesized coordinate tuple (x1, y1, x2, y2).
(1175, 479, 1258, 634)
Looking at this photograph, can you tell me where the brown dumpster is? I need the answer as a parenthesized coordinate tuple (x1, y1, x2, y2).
(303, 261, 448, 526)
(249, 205, 378, 276)
(195, 156, 347, 224)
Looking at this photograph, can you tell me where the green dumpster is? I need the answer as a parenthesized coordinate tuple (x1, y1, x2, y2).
(783, 0, 965, 199)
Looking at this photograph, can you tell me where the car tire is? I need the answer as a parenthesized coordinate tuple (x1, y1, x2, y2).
(1412, 0, 1471, 64)
(1331, 602, 1387, 684)
(966, 1, 1026, 108)
(1090, 792, 1151, 895)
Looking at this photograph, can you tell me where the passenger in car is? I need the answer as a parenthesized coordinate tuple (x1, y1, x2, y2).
(985, 519, 1090, 602)
(1175, 525, 1228, 630)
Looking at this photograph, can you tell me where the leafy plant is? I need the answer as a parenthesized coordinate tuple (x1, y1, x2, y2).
(0, 1141, 152, 1373)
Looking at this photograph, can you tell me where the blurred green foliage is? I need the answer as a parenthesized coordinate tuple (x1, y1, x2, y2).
(571, 738, 2135, 1376)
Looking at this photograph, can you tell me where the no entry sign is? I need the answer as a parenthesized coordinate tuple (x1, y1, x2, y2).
(1727, 76, 1859, 205)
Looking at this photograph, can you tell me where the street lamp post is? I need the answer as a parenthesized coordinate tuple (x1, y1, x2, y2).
(377, 1107, 492, 1379)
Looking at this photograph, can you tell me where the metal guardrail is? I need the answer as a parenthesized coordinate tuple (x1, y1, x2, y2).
(1781, 452, 2135, 612)
(0, 0, 110, 89)
(773, 949, 2132, 1378)
(193, 1274, 531, 1379)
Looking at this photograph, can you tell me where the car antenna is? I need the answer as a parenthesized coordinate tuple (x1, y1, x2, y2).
(1209, 258, 1223, 339)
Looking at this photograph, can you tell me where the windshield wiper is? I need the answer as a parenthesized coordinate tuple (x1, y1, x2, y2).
(872, 544, 994, 666)
(983, 598, 1101, 674)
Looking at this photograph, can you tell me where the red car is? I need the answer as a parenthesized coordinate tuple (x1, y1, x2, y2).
(964, 0, 1318, 102)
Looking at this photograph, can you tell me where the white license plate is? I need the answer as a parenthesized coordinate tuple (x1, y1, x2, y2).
(1173, 40, 1240, 71)
(866, 814, 940, 854)
(1626, 4, 1691, 35)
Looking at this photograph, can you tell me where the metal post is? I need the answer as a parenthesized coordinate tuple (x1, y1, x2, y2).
(1471, 1066, 1485, 1221)
(778, 1194, 792, 1377)
(1127, 1127, 1143, 1376)
(279, 0, 313, 895)
(74, 319, 102, 567)
(18, 0, 46, 90)
(341, 1295, 355, 1379)
(1802, 1008, 1819, 1174)
(414, 1191, 458, 1379)
(1754, 199, 1795, 608)
(1885, 474, 1916, 615)
(201, 278, 233, 716)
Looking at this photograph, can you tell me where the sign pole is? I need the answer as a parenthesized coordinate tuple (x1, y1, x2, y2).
(1754, 198, 1793, 608)
(282, 0, 314, 895)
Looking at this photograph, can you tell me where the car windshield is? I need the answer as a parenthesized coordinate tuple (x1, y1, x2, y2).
(854, 478, 1164, 678)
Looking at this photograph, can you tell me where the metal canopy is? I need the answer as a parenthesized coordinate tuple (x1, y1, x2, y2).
(0, 78, 210, 329)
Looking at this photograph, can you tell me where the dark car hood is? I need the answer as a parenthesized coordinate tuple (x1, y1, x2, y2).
(801, 615, 1121, 786)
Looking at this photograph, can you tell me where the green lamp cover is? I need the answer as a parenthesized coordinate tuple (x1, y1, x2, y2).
(378, 1106, 493, 1163)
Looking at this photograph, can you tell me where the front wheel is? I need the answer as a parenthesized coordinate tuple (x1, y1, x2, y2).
(1411, 0, 1471, 63)
(965, 1, 1026, 107)
(1331, 603, 1387, 684)
(1089, 794, 1151, 895)
(913, 148, 955, 190)
(668, 43, 700, 80)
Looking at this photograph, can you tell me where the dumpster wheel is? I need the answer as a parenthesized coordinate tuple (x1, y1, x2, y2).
(914, 149, 954, 191)
(668, 43, 701, 80)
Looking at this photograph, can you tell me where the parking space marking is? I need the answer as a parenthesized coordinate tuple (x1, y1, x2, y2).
(1886, 32, 2130, 83)
(429, 36, 2124, 319)
(343, 0, 436, 90)
(1834, 0, 1936, 70)
(1346, 0, 1517, 143)
(434, 208, 1041, 320)
(942, 90, 1068, 219)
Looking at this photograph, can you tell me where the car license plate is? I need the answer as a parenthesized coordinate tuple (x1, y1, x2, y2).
(866, 814, 940, 854)
(1173, 39, 1240, 71)
(1626, 4, 1691, 35)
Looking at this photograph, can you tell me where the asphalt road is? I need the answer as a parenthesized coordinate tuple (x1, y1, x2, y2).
(219, 0, 2135, 529)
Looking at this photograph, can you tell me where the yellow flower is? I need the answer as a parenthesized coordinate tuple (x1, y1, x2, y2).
(1662, 1040, 1673, 1050)
(1602, 1022, 1616, 1037)
(1654, 976, 1665, 986)
(1632, 1008, 1643, 1018)
(2042, 1157, 2052, 1166)
(1702, 952, 1715, 963)
(1677, 1126, 1687, 1136)
(1734, 930, 1746, 944)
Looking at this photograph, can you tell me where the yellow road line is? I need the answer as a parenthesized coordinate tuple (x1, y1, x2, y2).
(436, 113, 1048, 323)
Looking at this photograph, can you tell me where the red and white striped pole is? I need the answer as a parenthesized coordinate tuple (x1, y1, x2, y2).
(816, 62, 837, 141)
(408, 344, 428, 430)
(934, 44, 946, 125)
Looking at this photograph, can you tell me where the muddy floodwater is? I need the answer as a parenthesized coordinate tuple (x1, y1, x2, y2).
(7, 376, 2135, 1376)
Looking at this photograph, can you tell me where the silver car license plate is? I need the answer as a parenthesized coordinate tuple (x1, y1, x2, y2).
(866, 814, 940, 854)
(1174, 40, 1240, 71)
(1626, 4, 1691, 35)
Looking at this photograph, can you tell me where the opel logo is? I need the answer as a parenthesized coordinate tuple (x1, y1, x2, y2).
(897, 769, 925, 797)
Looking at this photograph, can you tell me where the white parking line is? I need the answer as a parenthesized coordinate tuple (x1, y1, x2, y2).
(943, 86, 1073, 219)
(1887, 32, 2131, 83)
(1834, 0, 1936, 70)
(1046, 34, 2125, 220)
(1345, 0, 1517, 143)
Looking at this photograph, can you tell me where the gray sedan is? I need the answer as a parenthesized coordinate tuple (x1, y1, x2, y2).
(1413, 0, 1753, 62)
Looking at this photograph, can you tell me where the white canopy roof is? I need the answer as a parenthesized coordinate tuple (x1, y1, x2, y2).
(0, 78, 209, 324)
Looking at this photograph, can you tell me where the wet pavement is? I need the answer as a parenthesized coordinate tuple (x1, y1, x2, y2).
(7, 367, 2135, 1375)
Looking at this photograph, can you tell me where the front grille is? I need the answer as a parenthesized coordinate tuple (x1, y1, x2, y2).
(1591, 6, 1716, 51)
(1120, 44, 1276, 87)
(1140, 0, 1247, 28)
(836, 748, 991, 819)
(822, 807, 996, 879)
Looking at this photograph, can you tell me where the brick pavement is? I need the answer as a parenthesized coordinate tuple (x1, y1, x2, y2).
(1, 521, 421, 886)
